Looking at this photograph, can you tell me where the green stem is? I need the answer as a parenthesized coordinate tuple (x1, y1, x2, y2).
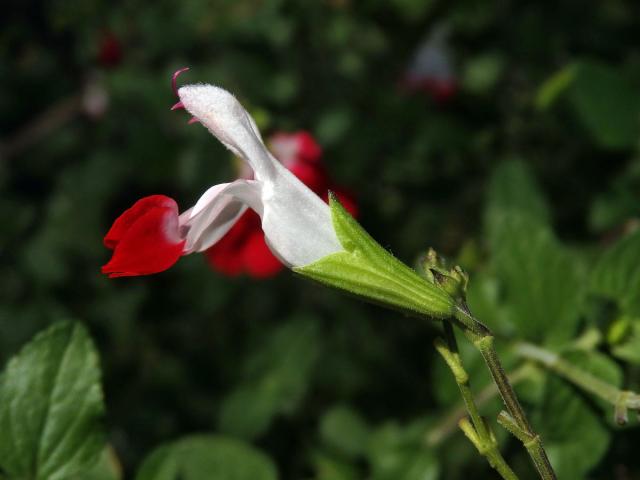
(515, 341, 640, 424)
(434, 322, 519, 480)
(426, 328, 607, 446)
(496, 411, 551, 478)
(454, 305, 557, 480)
(440, 323, 485, 433)
(425, 364, 533, 447)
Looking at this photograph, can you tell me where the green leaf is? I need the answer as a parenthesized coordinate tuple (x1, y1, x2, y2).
(218, 316, 320, 439)
(462, 53, 505, 94)
(466, 272, 513, 336)
(591, 229, 640, 315)
(486, 161, 584, 344)
(296, 195, 455, 320)
(536, 64, 577, 110)
(539, 61, 640, 149)
(389, 0, 436, 22)
(0, 321, 105, 480)
(611, 317, 640, 364)
(491, 216, 585, 344)
(568, 61, 640, 149)
(319, 405, 370, 459)
(588, 161, 640, 232)
(311, 451, 360, 480)
(315, 107, 354, 146)
(135, 435, 278, 480)
(485, 160, 550, 247)
(536, 369, 611, 479)
(367, 421, 439, 480)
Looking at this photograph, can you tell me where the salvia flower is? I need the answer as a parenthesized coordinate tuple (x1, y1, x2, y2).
(102, 70, 456, 320)
(102, 73, 344, 277)
(401, 25, 457, 103)
(205, 130, 357, 278)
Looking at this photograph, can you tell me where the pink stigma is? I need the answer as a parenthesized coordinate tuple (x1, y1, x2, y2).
(171, 101, 184, 111)
(172, 67, 190, 97)
(187, 117, 200, 125)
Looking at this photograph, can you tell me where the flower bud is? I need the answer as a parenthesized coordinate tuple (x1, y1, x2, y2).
(420, 248, 469, 301)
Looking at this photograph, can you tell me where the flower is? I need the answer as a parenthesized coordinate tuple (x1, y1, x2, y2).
(401, 25, 457, 103)
(97, 31, 122, 68)
(205, 131, 358, 278)
(102, 72, 346, 278)
(102, 70, 456, 321)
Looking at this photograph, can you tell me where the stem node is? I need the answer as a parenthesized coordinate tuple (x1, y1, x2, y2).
(454, 305, 557, 480)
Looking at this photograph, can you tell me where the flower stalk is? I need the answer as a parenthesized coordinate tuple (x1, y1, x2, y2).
(435, 322, 518, 480)
(425, 364, 533, 447)
(515, 341, 640, 425)
(454, 305, 557, 480)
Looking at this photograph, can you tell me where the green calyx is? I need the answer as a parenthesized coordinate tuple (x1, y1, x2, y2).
(294, 194, 456, 319)
(421, 247, 469, 301)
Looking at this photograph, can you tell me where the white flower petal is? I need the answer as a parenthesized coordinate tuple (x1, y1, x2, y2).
(261, 163, 342, 267)
(178, 83, 344, 268)
(269, 133, 300, 167)
(180, 180, 261, 253)
(178, 85, 276, 182)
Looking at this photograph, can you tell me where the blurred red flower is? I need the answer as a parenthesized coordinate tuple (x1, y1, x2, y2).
(205, 131, 357, 278)
(400, 25, 457, 104)
(97, 31, 122, 68)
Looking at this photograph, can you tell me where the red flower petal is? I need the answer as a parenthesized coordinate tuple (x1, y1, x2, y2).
(295, 131, 322, 163)
(104, 195, 179, 249)
(421, 78, 457, 104)
(98, 31, 122, 68)
(204, 243, 245, 277)
(102, 197, 185, 278)
(205, 210, 284, 278)
(288, 161, 330, 196)
(204, 212, 257, 276)
(242, 230, 285, 278)
(269, 131, 322, 168)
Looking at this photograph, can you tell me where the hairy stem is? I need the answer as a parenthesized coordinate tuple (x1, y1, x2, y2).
(515, 341, 640, 424)
(454, 305, 557, 480)
(434, 322, 518, 480)
(425, 363, 533, 446)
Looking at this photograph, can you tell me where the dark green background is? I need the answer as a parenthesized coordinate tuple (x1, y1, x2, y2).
(2, 1, 640, 479)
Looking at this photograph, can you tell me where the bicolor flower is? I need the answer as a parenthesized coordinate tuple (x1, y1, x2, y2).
(102, 70, 345, 278)
(103, 69, 456, 321)
(401, 25, 457, 103)
(205, 130, 358, 278)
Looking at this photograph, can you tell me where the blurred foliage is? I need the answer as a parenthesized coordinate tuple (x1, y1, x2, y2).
(136, 435, 278, 480)
(2, 0, 640, 479)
